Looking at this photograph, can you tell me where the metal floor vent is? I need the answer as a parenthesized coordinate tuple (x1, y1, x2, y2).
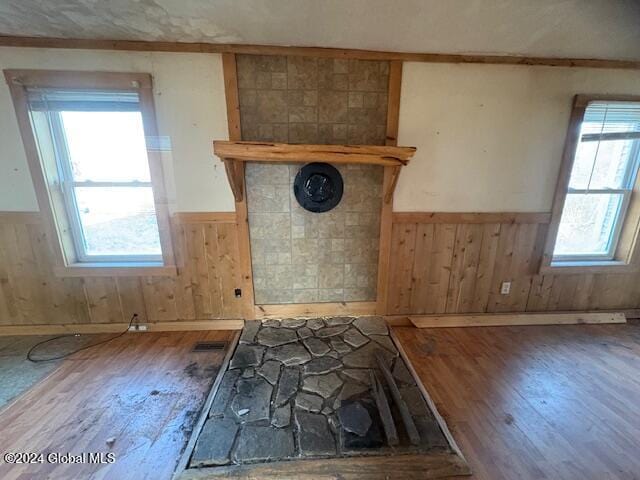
(192, 341, 227, 352)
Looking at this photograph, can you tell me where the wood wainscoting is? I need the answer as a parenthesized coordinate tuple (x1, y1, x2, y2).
(0, 211, 243, 326)
(386, 212, 640, 315)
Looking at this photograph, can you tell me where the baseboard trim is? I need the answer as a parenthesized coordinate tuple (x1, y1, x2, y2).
(254, 302, 377, 318)
(0, 320, 244, 336)
(399, 312, 627, 328)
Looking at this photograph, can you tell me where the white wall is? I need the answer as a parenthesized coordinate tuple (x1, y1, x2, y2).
(3, 48, 640, 214)
(396, 63, 640, 212)
(0, 47, 235, 212)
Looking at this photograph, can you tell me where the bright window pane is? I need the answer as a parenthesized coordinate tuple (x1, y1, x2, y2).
(74, 187, 161, 257)
(554, 193, 623, 257)
(60, 111, 151, 182)
(569, 138, 635, 190)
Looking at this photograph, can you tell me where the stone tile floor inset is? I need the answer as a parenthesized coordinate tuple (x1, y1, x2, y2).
(297, 326, 313, 339)
(272, 403, 291, 428)
(280, 318, 307, 328)
(239, 320, 260, 344)
(343, 327, 369, 348)
(257, 327, 299, 347)
(393, 360, 416, 385)
(325, 316, 354, 326)
(342, 342, 395, 368)
(275, 367, 300, 406)
(353, 316, 388, 336)
(257, 360, 281, 385)
(189, 315, 460, 473)
(303, 356, 342, 375)
(306, 318, 324, 330)
(230, 376, 273, 422)
(342, 368, 371, 385)
(330, 338, 351, 354)
(315, 325, 349, 338)
(265, 342, 311, 365)
(303, 372, 343, 398)
(338, 401, 372, 437)
(209, 369, 240, 418)
(191, 416, 238, 467)
(230, 344, 265, 370)
(232, 425, 295, 463)
(295, 392, 323, 413)
(295, 411, 337, 457)
(303, 337, 330, 356)
(400, 385, 431, 417)
(370, 334, 398, 353)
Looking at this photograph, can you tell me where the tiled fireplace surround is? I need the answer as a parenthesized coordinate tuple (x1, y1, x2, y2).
(237, 54, 390, 304)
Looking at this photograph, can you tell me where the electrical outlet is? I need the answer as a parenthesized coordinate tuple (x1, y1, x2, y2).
(500, 281, 511, 295)
(128, 324, 148, 332)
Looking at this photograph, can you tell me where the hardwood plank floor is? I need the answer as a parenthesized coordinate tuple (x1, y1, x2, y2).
(393, 323, 640, 480)
(0, 331, 232, 480)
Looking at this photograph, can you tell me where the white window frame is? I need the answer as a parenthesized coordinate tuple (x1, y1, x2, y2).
(48, 107, 163, 263)
(541, 94, 640, 275)
(4, 69, 176, 277)
(553, 136, 640, 262)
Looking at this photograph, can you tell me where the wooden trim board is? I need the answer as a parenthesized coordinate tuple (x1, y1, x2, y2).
(393, 212, 552, 224)
(214, 141, 415, 164)
(1, 35, 640, 70)
(376, 60, 403, 315)
(254, 302, 377, 318)
(178, 452, 469, 479)
(173, 330, 241, 480)
(402, 312, 627, 328)
(0, 320, 244, 336)
(172, 212, 237, 224)
(221, 53, 256, 320)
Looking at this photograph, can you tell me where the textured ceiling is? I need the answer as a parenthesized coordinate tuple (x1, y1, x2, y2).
(0, 0, 639, 60)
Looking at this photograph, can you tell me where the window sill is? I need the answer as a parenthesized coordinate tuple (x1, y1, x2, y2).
(54, 262, 177, 278)
(540, 260, 639, 275)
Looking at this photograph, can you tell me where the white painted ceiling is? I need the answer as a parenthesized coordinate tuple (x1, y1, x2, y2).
(0, 0, 639, 60)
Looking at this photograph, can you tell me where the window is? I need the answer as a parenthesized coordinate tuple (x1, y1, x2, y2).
(5, 70, 175, 275)
(30, 90, 162, 262)
(543, 95, 640, 273)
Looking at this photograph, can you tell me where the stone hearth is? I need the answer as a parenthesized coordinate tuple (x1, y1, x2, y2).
(187, 317, 456, 472)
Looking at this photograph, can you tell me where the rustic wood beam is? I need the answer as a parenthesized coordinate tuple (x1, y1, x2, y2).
(1, 35, 640, 70)
(214, 141, 416, 166)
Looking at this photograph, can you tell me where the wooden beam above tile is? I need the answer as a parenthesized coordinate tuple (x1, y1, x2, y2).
(213, 140, 416, 203)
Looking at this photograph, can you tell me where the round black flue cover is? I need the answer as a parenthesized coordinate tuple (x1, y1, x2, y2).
(293, 162, 343, 213)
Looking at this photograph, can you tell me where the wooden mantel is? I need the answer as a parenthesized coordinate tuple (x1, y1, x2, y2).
(213, 140, 416, 203)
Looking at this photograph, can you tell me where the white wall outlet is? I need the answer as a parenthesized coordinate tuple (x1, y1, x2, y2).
(500, 281, 511, 295)
(128, 324, 148, 332)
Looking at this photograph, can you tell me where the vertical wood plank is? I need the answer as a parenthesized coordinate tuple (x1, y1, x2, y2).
(471, 223, 501, 312)
(387, 223, 417, 314)
(446, 224, 483, 313)
(204, 224, 224, 318)
(83, 277, 124, 324)
(215, 223, 244, 318)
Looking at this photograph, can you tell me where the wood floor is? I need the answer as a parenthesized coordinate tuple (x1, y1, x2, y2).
(393, 322, 640, 480)
(1, 324, 639, 480)
(0, 331, 232, 480)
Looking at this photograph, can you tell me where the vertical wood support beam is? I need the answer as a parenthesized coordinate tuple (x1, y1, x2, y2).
(222, 53, 255, 319)
(376, 60, 403, 315)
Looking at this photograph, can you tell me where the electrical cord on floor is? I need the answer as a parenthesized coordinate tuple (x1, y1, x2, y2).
(26, 314, 138, 363)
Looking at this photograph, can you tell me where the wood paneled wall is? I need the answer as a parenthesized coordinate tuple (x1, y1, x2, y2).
(0, 212, 243, 325)
(387, 213, 640, 315)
